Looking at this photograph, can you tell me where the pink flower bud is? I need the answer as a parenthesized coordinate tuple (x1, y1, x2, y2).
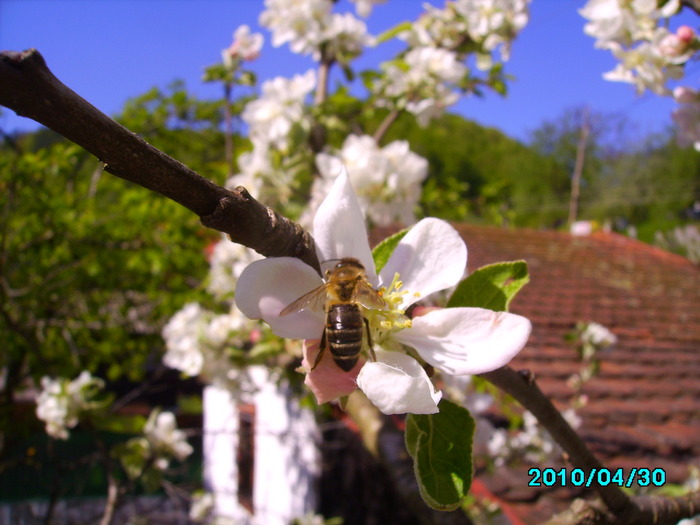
(674, 86, 698, 103)
(677, 25, 695, 43)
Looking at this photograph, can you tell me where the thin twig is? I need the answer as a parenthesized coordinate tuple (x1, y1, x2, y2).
(373, 109, 400, 144)
(480, 366, 700, 524)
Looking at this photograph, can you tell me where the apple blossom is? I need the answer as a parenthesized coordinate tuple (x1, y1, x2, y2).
(235, 167, 531, 415)
(222, 25, 264, 66)
(580, 0, 681, 48)
(162, 301, 262, 389)
(454, 0, 530, 62)
(350, 0, 387, 18)
(260, 0, 331, 56)
(673, 86, 700, 151)
(374, 46, 467, 126)
(310, 134, 427, 226)
(602, 35, 684, 95)
(143, 410, 193, 470)
(260, 0, 372, 62)
(323, 12, 375, 62)
(242, 70, 316, 150)
(579, 321, 617, 348)
(35, 371, 105, 440)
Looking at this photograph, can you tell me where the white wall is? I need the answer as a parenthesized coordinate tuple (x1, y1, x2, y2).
(203, 366, 320, 525)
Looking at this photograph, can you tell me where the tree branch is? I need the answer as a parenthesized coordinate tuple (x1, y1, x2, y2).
(681, 0, 700, 16)
(0, 49, 320, 272)
(480, 366, 700, 524)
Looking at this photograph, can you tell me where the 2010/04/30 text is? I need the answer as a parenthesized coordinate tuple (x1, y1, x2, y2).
(527, 467, 666, 488)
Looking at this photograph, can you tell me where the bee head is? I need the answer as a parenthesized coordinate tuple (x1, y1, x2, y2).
(322, 257, 365, 279)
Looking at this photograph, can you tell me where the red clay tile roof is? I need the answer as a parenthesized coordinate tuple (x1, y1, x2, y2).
(452, 224, 700, 521)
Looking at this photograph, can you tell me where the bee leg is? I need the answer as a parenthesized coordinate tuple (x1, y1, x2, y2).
(364, 317, 377, 362)
(311, 329, 328, 371)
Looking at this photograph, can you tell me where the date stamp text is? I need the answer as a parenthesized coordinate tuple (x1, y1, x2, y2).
(527, 467, 666, 488)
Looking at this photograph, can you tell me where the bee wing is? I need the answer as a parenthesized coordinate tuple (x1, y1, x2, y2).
(279, 284, 330, 316)
(353, 280, 387, 310)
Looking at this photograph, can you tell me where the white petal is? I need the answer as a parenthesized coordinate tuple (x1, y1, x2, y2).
(313, 166, 377, 282)
(235, 257, 324, 339)
(357, 350, 441, 414)
(394, 308, 531, 375)
(380, 218, 466, 308)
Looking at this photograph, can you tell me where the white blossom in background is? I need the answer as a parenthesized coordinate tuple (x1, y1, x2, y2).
(400, 0, 530, 68)
(242, 70, 316, 150)
(401, 2, 469, 49)
(579, 321, 617, 348)
(349, 0, 387, 18)
(673, 86, 700, 151)
(162, 302, 262, 389)
(655, 223, 700, 263)
(580, 0, 681, 48)
(580, 0, 693, 96)
(488, 408, 582, 466)
(260, 0, 331, 56)
(222, 25, 264, 66)
(35, 371, 104, 440)
(324, 12, 375, 62)
(602, 29, 686, 95)
(162, 303, 209, 377)
(207, 237, 264, 300)
(442, 374, 494, 415)
(143, 410, 194, 470)
(657, 25, 697, 63)
(260, 0, 372, 61)
(454, 0, 530, 63)
(310, 134, 428, 226)
(375, 46, 466, 125)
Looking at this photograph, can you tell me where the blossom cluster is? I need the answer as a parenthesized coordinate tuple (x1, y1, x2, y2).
(162, 301, 263, 390)
(373, 46, 468, 126)
(222, 25, 264, 67)
(487, 408, 582, 466)
(673, 86, 700, 151)
(117, 409, 194, 479)
(260, 0, 373, 62)
(229, 69, 317, 206)
(307, 134, 428, 227)
(371, 0, 530, 125)
(580, 0, 700, 148)
(35, 371, 105, 440)
(242, 70, 316, 152)
(143, 410, 194, 470)
(580, 1, 695, 93)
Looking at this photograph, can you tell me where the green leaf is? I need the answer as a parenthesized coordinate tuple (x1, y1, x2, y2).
(447, 260, 529, 312)
(95, 414, 147, 434)
(376, 21, 413, 44)
(405, 399, 475, 511)
(372, 228, 409, 274)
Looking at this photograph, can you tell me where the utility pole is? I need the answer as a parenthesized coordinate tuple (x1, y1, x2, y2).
(568, 110, 589, 228)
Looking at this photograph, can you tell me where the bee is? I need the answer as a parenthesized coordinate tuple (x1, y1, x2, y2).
(280, 257, 387, 372)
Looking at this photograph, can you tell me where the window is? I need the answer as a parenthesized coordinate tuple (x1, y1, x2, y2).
(237, 403, 255, 513)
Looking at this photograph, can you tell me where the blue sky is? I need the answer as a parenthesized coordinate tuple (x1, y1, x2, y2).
(1, 0, 697, 142)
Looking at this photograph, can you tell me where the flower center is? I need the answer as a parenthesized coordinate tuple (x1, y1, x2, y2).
(364, 272, 413, 349)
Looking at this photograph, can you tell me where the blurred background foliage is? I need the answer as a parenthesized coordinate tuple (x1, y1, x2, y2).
(2, 78, 700, 467)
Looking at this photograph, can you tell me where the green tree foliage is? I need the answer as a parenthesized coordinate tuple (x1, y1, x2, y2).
(0, 84, 224, 415)
(378, 112, 568, 227)
(528, 107, 700, 243)
(116, 80, 232, 183)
